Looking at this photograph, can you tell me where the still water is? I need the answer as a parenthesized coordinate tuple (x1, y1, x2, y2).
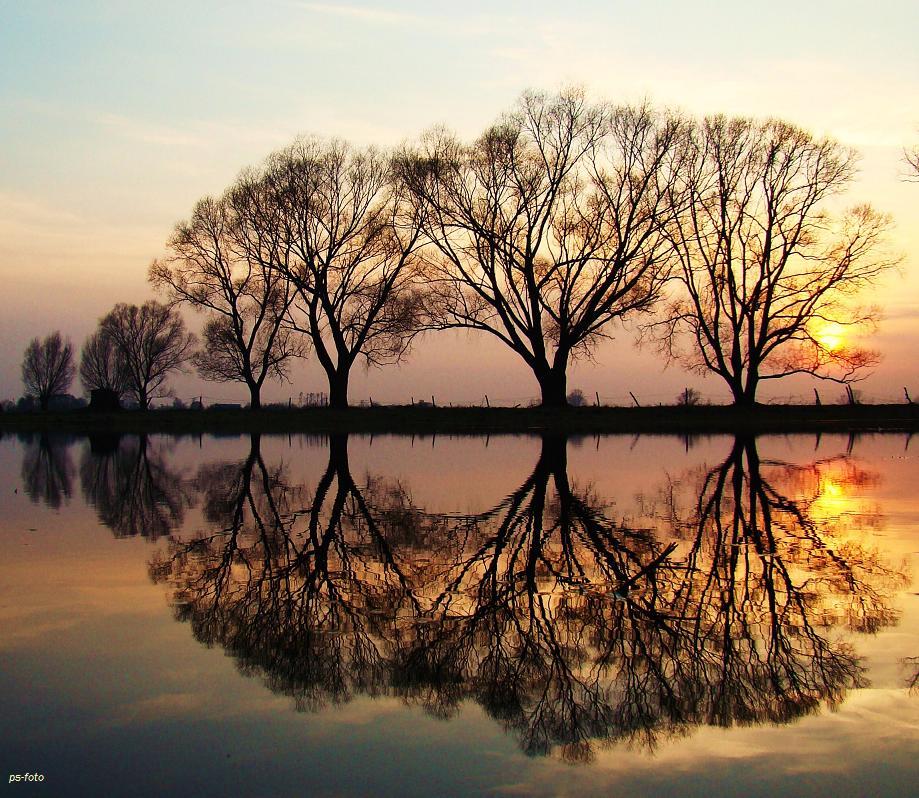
(1, 431, 917, 797)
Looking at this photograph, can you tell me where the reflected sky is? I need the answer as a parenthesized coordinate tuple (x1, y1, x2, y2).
(1, 432, 917, 796)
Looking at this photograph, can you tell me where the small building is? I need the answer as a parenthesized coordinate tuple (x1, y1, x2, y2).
(89, 389, 121, 412)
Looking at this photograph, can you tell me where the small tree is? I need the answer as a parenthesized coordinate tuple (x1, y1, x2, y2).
(652, 116, 897, 406)
(21, 331, 75, 410)
(99, 301, 196, 409)
(79, 329, 126, 397)
(566, 389, 587, 407)
(676, 387, 700, 406)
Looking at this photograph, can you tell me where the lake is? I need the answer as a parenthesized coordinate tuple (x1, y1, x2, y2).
(1, 431, 917, 797)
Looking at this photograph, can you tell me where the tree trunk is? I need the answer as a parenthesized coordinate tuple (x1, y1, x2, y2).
(538, 434, 568, 481)
(731, 378, 758, 408)
(328, 366, 351, 410)
(248, 383, 262, 411)
(536, 367, 568, 408)
(328, 433, 350, 475)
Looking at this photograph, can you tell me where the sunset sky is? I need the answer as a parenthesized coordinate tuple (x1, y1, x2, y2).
(2, 0, 917, 405)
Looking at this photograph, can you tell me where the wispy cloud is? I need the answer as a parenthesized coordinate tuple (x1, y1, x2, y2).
(291, 1, 506, 38)
(0, 190, 162, 267)
(294, 2, 427, 27)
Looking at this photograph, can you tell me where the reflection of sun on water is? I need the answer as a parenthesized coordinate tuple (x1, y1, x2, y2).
(798, 458, 863, 527)
(807, 461, 881, 541)
(812, 471, 856, 523)
(818, 477, 845, 509)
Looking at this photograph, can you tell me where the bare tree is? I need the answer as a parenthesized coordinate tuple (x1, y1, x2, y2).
(79, 329, 126, 397)
(150, 177, 305, 410)
(652, 116, 897, 406)
(265, 139, 425, 408)
(904, 139, 919, 180)
(99, 301, 196, 410)
(21, 331, 75, 410)
(399, 90, 688, 406)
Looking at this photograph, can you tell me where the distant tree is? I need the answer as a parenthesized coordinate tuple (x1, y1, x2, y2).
(652, 116, 897, 406)
(21, 331, 75, 410)
(265, 139, 425, 409)
(399, 90, 689, 407)
(99, 301, 196, 410)
(905, 140, 919, 180)
(566, 389, 587, 407)
(79, 329, 126, 398)
(150, 177, 305, 410)
(676, 387, 700, 406)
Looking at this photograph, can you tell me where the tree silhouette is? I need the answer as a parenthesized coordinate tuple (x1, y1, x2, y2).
(399, 90, 688, 406)
(79, 329, 127, 398)
(263, 140, 425, 409)
(150, 178, 305, 410)
(905, 140, 919, 180)
(98, 301, 196, 409)
(651, 117, 897, 405)
(21, 331, 75, 410)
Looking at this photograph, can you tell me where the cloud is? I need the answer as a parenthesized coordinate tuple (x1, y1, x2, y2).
(294, 2, 427, 27)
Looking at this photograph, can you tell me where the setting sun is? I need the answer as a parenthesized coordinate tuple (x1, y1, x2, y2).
(817, 322, 846, 352)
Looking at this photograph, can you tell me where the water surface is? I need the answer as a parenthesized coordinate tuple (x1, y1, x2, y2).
(1, 432, 917, 796)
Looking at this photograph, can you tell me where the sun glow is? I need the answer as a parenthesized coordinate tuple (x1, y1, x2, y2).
(816, 323, 846, 352)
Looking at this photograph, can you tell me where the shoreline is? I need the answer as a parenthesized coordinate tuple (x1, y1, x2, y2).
(1, 404, 917, 436)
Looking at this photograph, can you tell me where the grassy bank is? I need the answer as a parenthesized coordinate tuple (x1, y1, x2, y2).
(1, 403, 917, 436)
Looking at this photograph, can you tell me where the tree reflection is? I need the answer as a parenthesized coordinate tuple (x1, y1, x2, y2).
(151, 434, 421, 711)
(641, 438, 904, 736)
(80, 434, 193, 539)
(151, 434, 906, 760)
(20, 432, 76, 509)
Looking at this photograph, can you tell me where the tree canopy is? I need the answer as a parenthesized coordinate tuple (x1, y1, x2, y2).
(650, 116, 897, 405)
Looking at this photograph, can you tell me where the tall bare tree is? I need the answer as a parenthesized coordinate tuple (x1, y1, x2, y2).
(265, 139, 425, 409)
(399, 90, 689, 406)
(99, 301, 196, 409)
(79, 329, 126, 398)
(150, 176, 305, 410)
(21, 331, 75, 410)
(652, 116, 897, 406)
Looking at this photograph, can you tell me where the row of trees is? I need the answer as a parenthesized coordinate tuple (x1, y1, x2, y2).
(22, 302, 195, 411)
(21, 90, 902, 409)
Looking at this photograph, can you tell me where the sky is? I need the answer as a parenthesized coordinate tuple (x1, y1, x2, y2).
(1, 0, 917, 406)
